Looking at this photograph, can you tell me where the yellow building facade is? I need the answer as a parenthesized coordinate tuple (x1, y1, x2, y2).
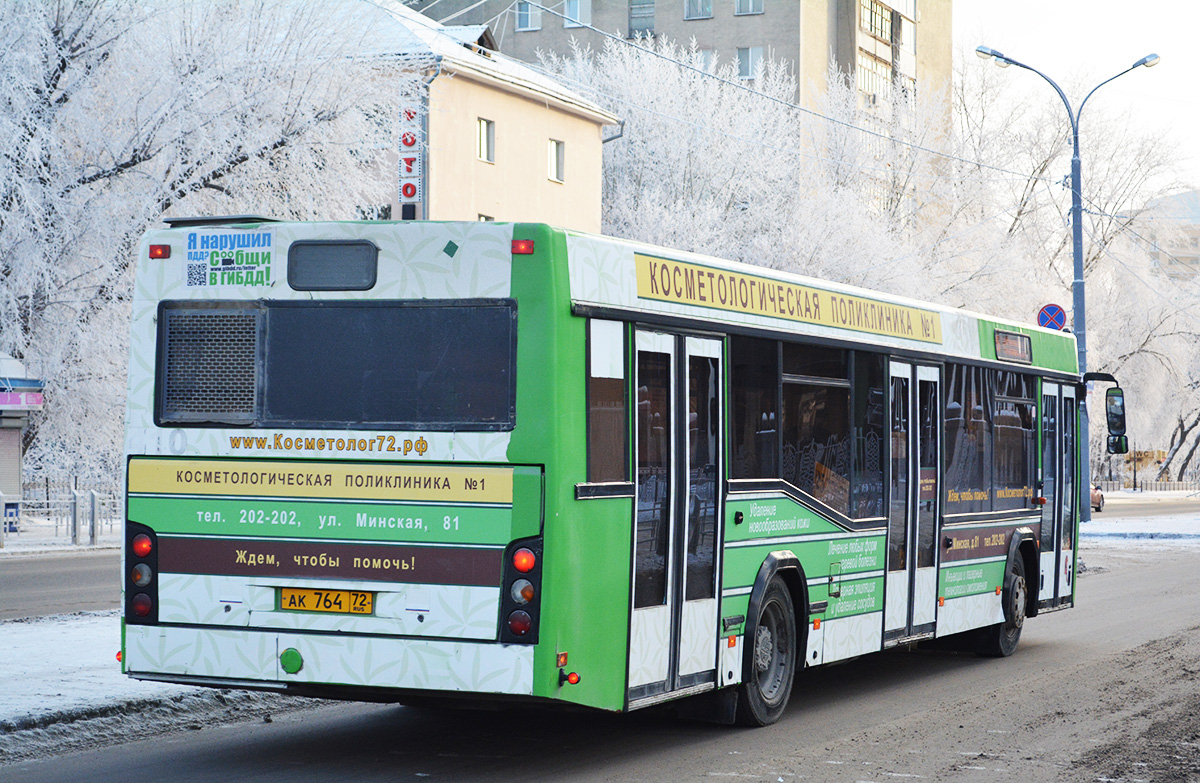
(363, 3, 619, 233)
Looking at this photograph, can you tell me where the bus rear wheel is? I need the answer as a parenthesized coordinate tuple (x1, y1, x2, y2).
(736, 578, 796, 726)
(977, 555, 1027, 658)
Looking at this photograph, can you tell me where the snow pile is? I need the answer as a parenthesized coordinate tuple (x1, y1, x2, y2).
(1083, 516, 1200, 542)
(0, 611, 316, 764)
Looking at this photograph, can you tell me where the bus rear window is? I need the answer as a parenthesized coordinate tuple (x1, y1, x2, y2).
(158, 299, 516, 430)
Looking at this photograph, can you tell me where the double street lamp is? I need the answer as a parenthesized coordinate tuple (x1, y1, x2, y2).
(974, 46, 1158, 518)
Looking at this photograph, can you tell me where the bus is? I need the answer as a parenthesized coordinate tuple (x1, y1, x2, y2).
(121, 218, 1125, 726)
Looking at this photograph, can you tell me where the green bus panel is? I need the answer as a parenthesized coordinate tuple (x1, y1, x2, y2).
(510, 225, 632, 711)
(938, 560, 1007, 600)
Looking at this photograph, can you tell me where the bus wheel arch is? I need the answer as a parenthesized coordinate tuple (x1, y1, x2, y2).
(1016, 533, 1039, 619)
(736, 551, 807, 726)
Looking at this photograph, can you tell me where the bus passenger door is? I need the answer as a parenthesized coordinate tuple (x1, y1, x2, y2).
(884, 363, 940, 642)
(629, 331, 722, 701)
(1058, 386, 1077, 606)
(1039, 383, 1062, 605)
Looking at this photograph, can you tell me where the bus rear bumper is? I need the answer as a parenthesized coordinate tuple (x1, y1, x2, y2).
(124, 625, 535, 696)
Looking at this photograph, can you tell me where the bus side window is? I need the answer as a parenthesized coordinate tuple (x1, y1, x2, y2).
(588, 319, 628, 482)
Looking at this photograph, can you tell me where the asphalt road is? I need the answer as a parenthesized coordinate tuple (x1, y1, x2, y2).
(0, 550, 120, 620)
(1097, 491, 1200, 519)
(4, 537, 1199, 780)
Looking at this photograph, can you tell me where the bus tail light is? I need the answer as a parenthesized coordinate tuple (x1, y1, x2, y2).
(149, 244, 171, 259)
(511, 239, 535, 255)
(131, 593, 153, 617)
(499, 537, 542, 644)
(125, 521, 159, 625)
(507, 610, 533, 636)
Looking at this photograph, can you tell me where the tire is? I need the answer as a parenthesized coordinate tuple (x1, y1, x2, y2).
(736, 577, 797, 726)
(977, 554, 1027, 658)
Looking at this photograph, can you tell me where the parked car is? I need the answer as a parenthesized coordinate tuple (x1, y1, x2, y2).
(1090, 483, 1104, 512)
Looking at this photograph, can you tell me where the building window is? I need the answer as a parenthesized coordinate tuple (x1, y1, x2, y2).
(735, 0, 763, 14)
(898, 15, 915, 54)
(856, 50, 891, 104)
(860, 0, 891, 42)
(629, 0, 654, 36)
(696, 48, 716, 71)
(684, 0, 711, 20)
(477, 118, 495, 163)
(478, 214, 494, 221)
(548, 139, 565, 182)
(737, 46, 763, 80)
(564, 0, 591, 27)
(515, 1, 541, 31)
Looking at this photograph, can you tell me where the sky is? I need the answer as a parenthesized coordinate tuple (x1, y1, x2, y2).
(954, 0, 1200, 188)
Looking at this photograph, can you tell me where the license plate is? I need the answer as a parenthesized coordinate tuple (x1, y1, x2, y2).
(280, 588, 373, 615)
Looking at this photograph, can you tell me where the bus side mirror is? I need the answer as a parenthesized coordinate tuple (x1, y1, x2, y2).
(1107, 435, 1129, 455)
(1105, 387, 1126, 436)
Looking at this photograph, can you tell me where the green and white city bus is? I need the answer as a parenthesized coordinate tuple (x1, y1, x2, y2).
(121, 218, 1124, 725)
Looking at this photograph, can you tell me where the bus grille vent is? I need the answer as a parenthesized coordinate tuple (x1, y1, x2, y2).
(162, 310, 258, 422)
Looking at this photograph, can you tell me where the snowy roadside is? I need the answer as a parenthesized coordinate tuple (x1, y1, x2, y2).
(0, 611, 320, 765)
(2, 504, 1198, 765)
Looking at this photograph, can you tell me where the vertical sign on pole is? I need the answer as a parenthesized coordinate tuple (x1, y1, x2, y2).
(398, 101, 425, 217)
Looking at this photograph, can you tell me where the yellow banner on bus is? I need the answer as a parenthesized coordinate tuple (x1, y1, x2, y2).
(635, 254, 942, 344)
(128, 458, 513, 504)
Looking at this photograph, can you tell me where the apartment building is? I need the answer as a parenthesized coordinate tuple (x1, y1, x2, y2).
(1142, 190, 1200, 279)
(356, 2, 619, 231)
(407, 1, 952, 117)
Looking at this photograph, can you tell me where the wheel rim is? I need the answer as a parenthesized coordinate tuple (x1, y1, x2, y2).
(1007, 574, 1027, 634)
(753, 598, 790, 702)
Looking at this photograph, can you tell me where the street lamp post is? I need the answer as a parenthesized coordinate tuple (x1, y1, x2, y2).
(974, 46, 1159, 522)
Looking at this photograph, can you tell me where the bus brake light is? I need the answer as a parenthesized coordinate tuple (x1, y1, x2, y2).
(149, 244, 171, 259)
(511, 239, 535, 255)
(513, 548, 536, 573)
(132, 533, 153, 558)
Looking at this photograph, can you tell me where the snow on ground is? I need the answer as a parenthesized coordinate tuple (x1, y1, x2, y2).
(1, 491, 1198, 763)
(0, 609, 317, 764)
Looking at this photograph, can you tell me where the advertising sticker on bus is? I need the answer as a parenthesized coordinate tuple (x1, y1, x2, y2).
(184, 228, 274, 288)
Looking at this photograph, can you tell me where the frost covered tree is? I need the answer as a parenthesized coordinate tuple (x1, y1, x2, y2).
(541, 37, 952, 300)
(0, 0, 412, 481)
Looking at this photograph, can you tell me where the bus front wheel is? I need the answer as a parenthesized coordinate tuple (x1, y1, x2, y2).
(977, 555, 1027, 658)
(736, 578, 796, 726)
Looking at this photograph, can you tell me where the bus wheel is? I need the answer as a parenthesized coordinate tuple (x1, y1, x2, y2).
(736, 578, 796, 726)
(977, 555, 1027, 658)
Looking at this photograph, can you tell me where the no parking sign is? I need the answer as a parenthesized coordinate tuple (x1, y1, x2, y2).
(1038, 303, 1067, 331)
